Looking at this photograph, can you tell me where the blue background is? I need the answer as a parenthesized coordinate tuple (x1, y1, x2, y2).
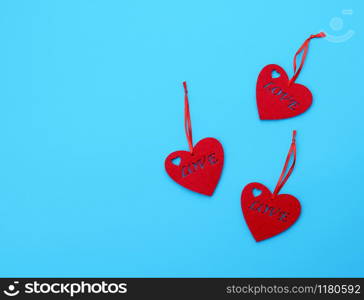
(0, 0, 363, 277)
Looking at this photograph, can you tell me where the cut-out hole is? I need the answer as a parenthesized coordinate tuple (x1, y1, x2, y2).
(171, 157, 181, 165)
(271, 70, 280, 78)
(253, 188, 262, 197)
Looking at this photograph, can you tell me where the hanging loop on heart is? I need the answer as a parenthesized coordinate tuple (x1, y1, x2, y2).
(288, 32, 326, 87)
(272, 130, 297, 200)
(183, 81, 194, 154)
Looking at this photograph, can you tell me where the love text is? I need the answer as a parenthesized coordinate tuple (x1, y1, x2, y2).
(181, 153, 218, 177)
(263, 81, 300, 110)
(248, 200, 289, 222)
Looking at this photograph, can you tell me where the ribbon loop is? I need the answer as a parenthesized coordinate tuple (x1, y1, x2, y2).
(288, 32, 326, 86)
(183, 81, 194, 153)
(272, 130, 297, 199)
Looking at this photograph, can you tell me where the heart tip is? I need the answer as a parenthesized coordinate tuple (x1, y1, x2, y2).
(254, 236, 266, 242)
(258, 114, 269, 120)
(203, 191, 214, 197)
(200, 187, 217, 196)
(259, 115, 274, 120)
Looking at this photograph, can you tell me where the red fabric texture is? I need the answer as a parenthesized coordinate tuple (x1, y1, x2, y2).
(165, 137, 224, 196)
(241, 131, 300, 241)
(256, 64, 312, 120)
(256, 32, 326, 120)
(165, 82, 224, 196)
(241, 182, 301, 242)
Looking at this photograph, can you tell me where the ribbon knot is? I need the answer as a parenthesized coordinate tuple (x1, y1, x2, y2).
(288, 32, 326, 86)
(272, 130, 297, 200)
(183, 81, 194, 153)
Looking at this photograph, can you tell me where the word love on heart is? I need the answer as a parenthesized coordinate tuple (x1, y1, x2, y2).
(180, 150, 219, 178)
(241, 182, 301, 242)
(241, 131, 301, 241)
(256, 64, 312, 120)
(256, 32, 326, 120)
(165, 82, 224, 196)
(165, 138, 224, 196)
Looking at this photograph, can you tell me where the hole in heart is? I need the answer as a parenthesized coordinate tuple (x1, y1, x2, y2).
(252, 188, 262, 197)
(171, 156, 181, 165)
(271, 70, 280, 78)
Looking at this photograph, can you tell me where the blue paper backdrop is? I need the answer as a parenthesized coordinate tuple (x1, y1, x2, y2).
(0, 0, 363, 277)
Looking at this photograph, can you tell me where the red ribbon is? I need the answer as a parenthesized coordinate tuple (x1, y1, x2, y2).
(183, 81, 194, 153)
(288, 32, 326, 86)
(272, 130, 297, 199)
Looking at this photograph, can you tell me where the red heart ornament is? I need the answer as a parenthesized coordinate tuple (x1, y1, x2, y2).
(241, 182, 301, 242)
(256, 64, 312, 120)
(165, 137, 224, 196)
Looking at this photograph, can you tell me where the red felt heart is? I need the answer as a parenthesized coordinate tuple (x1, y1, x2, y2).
(165, 137, 224, 196)
(241, 182, 301, 242)
(256, 64, 312, 120)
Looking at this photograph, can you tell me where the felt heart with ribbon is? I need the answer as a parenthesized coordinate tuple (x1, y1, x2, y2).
(165, 82, 224, 196)
(241, 131, 301, 241)
(256, 32, 326, 120)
